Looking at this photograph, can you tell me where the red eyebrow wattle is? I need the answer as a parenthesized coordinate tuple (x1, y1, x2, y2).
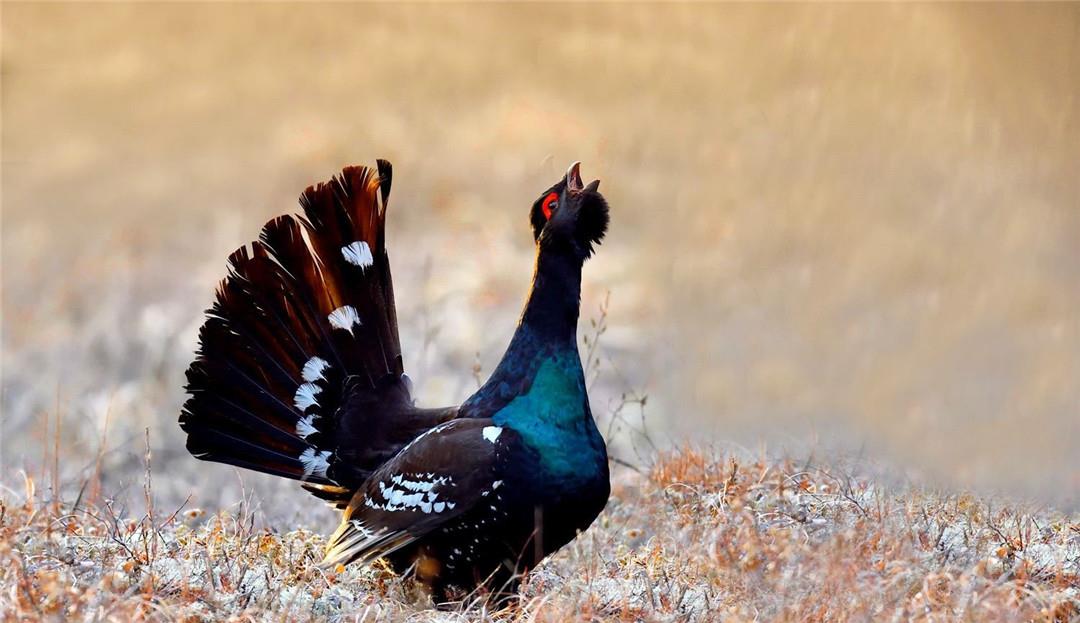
(541, 192, 558, 220)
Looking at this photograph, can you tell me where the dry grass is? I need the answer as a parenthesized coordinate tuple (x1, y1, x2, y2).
(2, 446, 1077, 621)
(4, 3, 1080, 503)
(3, 4, 1080, 620)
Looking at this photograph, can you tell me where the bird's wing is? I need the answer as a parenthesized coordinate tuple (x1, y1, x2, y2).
(322, 418, 516, 567)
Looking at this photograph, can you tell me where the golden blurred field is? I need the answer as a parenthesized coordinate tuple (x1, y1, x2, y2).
(3, 1, 1079, 518)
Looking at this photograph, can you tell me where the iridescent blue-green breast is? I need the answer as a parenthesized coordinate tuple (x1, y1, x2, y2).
(491, 350, 607, 486)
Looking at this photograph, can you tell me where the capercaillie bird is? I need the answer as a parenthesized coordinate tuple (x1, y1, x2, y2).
(179, 160, 611, 601)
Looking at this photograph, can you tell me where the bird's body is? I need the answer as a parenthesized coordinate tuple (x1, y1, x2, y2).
(180, 160, 611, 601)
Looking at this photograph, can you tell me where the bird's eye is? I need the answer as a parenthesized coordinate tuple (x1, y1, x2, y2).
(541, 193, 559, 220)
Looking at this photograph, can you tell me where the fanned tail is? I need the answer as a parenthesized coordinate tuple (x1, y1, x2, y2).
(180, 161, 416, 498)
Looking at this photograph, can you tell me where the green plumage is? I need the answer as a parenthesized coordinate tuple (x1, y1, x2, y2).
(492, 351, 603, 480)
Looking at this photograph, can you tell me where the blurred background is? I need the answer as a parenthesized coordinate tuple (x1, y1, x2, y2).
(2, 3, 1078, 521)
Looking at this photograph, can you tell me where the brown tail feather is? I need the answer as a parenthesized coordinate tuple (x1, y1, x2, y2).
(181, 162, 415, 500)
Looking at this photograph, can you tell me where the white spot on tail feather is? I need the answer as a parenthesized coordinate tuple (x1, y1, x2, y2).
(296, 415, 318, 439)
(301, 356, 330, 383)
(482, 426, 503, 443)
(341, 241, 374, 269)
(299, 448, 332, 478)
(293, 383, 321, 411)
(328, 306, 361, 333)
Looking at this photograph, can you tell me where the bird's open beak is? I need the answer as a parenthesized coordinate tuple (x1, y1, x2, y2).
(565, 161, 583, 191)
(565, 161, 600, 193)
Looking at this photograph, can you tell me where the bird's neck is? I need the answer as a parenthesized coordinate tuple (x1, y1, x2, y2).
(481, 247, 606, 479)
(517, 247, 583, 345)
(463, 246, 606, 479)
(464, 247, 584, 413)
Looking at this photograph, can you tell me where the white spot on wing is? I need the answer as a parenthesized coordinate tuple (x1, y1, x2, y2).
(328, 306, 361, 333)
(349, 519, 374, 538)
(296, 415, 318, 439)
(482, 426, 503, 444)
(398, 420, 460, 455)
(341, 241, 374, 268)
(294, 383, 321, 411)
(301, 356, 330, 382)
(299, 448, 332, 478)
(369, 475, 455, 513)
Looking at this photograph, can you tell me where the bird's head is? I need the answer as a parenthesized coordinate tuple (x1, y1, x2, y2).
(529, 162, 609, 261)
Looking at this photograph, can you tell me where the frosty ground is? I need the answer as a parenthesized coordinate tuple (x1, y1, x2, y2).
(4, 7, 1080, 620)
(3, 448, 1077, 622)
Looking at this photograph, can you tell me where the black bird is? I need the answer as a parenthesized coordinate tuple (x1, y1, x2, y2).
(180, 160, 611, 600)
